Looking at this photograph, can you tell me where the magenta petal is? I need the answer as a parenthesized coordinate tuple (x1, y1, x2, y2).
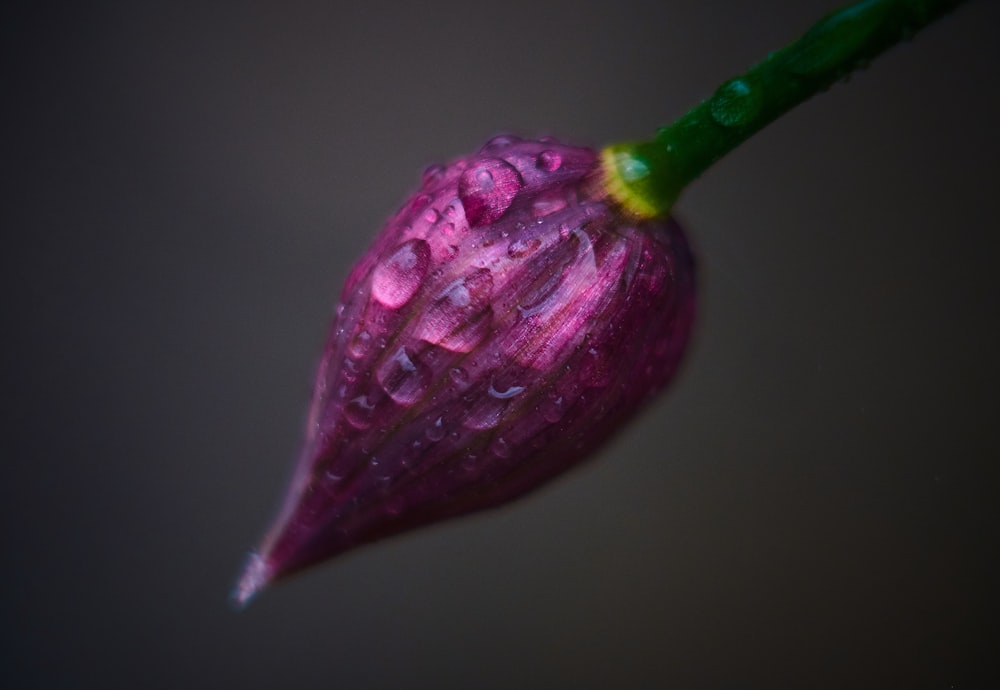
(235, 137, 697, 605)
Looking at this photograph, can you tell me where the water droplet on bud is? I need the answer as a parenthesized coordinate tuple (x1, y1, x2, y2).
(449, 367, 469, 388)
(349, 330, 372, 358)
(371, 239, 431, 308)
(459, 158, 524, 226)
(481, 134, 521, 152)
(710, 77, 761, 128)
(377, 347, 431, 405)
(414, 268, 494, 352)
(507, 237, 541, 259)
(537, 150, 562, 171)
(490, 436, 511, 458)
(531, 195, 567, 218)
(426, 416, 446, 442)
(422, 164, 445, 185)
(345, 395, 376, 429)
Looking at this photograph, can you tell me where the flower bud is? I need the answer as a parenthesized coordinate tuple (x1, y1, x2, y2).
(234, 135, 696, 606)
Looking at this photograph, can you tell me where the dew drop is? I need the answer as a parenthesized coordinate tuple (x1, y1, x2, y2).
(424, 208, 440, 224)
(458, 158, 524, 226)
(537, 150, 562, 172)
(614, 152, 649, 182)
(481, 134, 521, 152)
(348, 330, 372, 358)
(344, 395, 376, 429)
(710, 77, 762, 128)
(490, 436, 511, 458)
(507, 237, 541, 259)
(461, 453, 481, 471)
(531, 195, 567, 218)
(377, 347, 431, 405)
(786, 4, 877, 77)
(321, 469, 347, 498)
(371, 239, 431, 308)
(449, 367, 469, 388)
(409, 193, 432, 214)
(422, 163, 445, 185)
(414, 268, 494, 352)
(402, 440, 423, 468)
(540, 395, 565, 423)
(426, 416, 446, 442)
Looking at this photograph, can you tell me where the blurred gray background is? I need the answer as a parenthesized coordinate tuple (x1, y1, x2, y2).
(3, 0, 998, 687)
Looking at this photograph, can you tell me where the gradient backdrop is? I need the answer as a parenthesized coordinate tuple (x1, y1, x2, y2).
(3, 1, 999, 688)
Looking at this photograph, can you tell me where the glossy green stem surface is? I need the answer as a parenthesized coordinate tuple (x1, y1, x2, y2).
(602, 0, 967, 219)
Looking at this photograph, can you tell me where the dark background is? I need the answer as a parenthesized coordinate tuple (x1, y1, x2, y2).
(3, 1, 998, 688)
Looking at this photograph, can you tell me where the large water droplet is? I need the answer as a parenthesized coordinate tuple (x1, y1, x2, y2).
(371, 239, 431, 308)
(458, 158, 524, 226)
(710, 78, 762, 128)
(515, 264, 565, 319)
(414, 268, 494, 352)
(376, 346, 431, 405)
(536, 150, 562, 172)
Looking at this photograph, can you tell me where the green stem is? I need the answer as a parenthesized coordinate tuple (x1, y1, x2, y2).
(601, 0, 967, 219)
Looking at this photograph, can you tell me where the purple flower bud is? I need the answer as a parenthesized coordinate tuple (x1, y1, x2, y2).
(234, 135, 696, 606)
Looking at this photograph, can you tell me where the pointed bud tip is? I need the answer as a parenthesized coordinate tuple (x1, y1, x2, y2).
(230, 552, 269, 611)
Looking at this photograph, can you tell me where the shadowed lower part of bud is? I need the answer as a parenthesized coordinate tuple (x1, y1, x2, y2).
(233, 135, 696, 607)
